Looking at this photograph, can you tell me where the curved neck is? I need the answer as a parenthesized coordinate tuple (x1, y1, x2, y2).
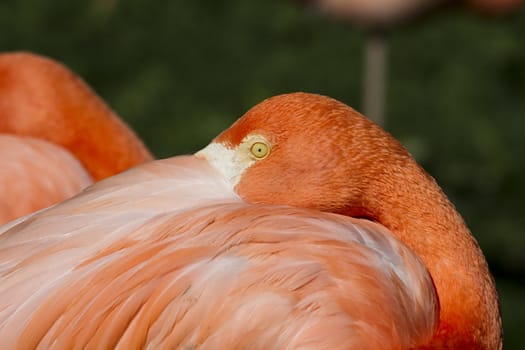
(0, 52, 153, 180)
(362, 161, 502, 349)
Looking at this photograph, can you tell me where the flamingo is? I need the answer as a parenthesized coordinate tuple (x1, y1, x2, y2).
(0, 93, 500, 349)
(295, 0, 524, 126)
(0, 52, 153, 224)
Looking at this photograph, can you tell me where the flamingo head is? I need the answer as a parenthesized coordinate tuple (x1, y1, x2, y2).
(197, 92, 411, 219)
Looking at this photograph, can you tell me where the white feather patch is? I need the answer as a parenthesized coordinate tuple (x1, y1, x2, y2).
(196, 140, 259, 187)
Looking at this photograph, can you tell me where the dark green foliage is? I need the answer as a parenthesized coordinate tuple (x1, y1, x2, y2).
(1, 1, 523, 347)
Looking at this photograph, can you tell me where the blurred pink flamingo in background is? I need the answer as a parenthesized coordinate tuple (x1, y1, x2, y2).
(295, 0, 524, 126)
(0, 52, 152, 224)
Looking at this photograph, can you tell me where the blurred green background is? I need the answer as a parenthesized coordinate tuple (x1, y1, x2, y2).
(1, 0, 523, 347)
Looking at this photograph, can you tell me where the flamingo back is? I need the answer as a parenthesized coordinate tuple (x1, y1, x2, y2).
(0, 156, 438, 349)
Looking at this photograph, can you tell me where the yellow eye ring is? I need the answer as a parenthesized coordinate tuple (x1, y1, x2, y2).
(250, 141, 270, 159)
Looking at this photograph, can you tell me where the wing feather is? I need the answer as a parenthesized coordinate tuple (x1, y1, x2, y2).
(0, 135, 93, 225)
(0, 156, 438, 349)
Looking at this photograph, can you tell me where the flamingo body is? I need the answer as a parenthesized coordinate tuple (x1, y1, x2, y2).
(299, 0, 523, 27)
(301, 0, 445, 26)
(0, 156, 437, 349)
(0, 135, 93, 224)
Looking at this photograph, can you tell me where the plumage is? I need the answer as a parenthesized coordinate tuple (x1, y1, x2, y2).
(298, 0, 523, 26)
(0, 156, 437, 349)
(297, 0, 446, 26)
(0, 92, 500, 349)
(0, 135, 92, 225)
(0, 52, 153, 224)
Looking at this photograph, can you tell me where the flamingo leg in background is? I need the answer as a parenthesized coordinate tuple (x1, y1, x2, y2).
(363, 29, 388, 126)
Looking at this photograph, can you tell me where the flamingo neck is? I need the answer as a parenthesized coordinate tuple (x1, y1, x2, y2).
(0, 52, 152, 180)
(354, 161, 502, 349)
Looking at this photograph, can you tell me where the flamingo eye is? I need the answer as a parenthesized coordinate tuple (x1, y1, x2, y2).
(250, 141, 270, 159)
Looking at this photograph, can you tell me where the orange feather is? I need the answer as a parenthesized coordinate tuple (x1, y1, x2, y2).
(0, 52, 153, 224)
(0, 92, 500, 349)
